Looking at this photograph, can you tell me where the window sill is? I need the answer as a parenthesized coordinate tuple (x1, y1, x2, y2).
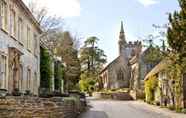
(34, 54, 38, 58)
(1, 28, 8, 35)
(27, 48, 31, 53)
(18, 41, 24, 47)
(10, 35, 17, 41)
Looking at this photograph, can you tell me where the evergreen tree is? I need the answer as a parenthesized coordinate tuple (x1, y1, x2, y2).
(79, 36, 107, 93)
(166, 0, 186, 110)
(40, 47, 53, 89)
(80, 36, 107, 73)
(167, 0, 186, 55)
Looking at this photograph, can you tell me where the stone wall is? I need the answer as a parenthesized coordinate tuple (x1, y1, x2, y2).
(93, 92, 133, 100)
(0, 96, 85, 118)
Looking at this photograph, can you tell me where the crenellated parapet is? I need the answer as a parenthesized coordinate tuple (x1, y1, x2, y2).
(125, 40, 142, 48)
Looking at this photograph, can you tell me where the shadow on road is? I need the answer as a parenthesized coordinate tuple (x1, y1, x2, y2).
(79, 110, 108, 118)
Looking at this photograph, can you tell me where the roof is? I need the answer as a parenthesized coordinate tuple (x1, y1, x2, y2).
(100, 56, 121, 74)
(17, 0, 43, 33)
(144, 60, 170, 80)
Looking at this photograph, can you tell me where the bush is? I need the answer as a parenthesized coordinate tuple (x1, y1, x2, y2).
(40, 47, 53, 89)
(12, 88, 22, 96)
(168, 105, 175, 111)
(145, 75, 158, 103)
(176, 108, 182, 113)
(181, 108, 186, 114)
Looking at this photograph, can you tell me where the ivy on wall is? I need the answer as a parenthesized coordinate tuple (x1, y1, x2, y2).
(54, 61, 64, 91)
(165, 54, 186, 110)
(40, 47, 53, 90)
(145, 75, 158, 103)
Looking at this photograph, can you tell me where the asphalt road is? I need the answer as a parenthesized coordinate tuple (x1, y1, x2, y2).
(79, 99, 171, 118)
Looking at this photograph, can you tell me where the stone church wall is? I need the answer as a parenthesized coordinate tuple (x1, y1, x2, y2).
(107, 56, 130, 89)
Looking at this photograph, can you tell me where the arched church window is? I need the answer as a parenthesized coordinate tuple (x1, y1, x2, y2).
(117, 69, 124, 80)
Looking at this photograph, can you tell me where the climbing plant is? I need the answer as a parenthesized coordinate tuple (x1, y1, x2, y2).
(165, 53, 186, 110)
(145, 75, 158, 103)
(54, 61, 64, 91)
(40, 47, 53, 90)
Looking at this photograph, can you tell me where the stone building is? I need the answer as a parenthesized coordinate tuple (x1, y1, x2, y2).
(129, 42, 142, 90)
(144, 60, 186, 108)
(0, 0, 42, 95)
(99, 22, 142, 90)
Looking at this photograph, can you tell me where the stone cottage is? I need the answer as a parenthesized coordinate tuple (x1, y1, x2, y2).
(0, 0, 42, 95)
(144, 60, 186, 108)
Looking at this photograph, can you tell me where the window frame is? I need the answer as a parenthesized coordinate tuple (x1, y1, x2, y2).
(0, 0, 8, 32)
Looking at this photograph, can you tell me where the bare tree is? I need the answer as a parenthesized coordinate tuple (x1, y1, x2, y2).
(27, 1, 81, 52)
(27, 0, 63, 51)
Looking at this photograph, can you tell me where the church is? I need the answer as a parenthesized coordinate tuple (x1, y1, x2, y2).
(99, 21, 142, 90)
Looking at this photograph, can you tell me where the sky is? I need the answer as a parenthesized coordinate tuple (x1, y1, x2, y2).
(23, 0, 180, 63)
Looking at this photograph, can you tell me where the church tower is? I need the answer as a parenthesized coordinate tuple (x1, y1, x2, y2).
(118, 21, 126, 56)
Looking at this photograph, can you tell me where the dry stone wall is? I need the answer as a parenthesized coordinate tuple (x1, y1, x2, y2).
(0, 96, 84, 118)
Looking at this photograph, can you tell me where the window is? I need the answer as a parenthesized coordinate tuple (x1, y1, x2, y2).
(0, 55, 6, 89)
(27, 68, 31, 90)
(117, 69, 124, 80)
(34, 34, 38, 55)
(0, 0, 8, 31)
(18, 18, 23, 43)
(33, 72, 37, 93)
(27, 26, 31, 50)
(10, 9, 16, 37)
(19, 65, 23, 90)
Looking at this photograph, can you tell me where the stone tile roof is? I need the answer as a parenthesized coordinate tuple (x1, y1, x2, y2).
(144, 60, 170, 80)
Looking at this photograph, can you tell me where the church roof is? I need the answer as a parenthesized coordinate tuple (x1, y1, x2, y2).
(100, 56, 121, 74)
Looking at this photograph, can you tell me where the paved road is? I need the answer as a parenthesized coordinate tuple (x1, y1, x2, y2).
(79, 99, 171, 118)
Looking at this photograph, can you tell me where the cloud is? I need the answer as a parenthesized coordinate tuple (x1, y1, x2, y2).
(137, 0, 159, 7)
(23, 0, 81, 18)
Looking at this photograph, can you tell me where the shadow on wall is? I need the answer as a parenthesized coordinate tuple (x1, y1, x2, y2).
(79, 110, 108, 118)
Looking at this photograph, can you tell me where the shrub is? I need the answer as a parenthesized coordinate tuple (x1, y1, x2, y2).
(40, 47, 53, 90)
(181, 108, 186, 114)
(168, 105, 175, 111)
(145, 75, 158, 103)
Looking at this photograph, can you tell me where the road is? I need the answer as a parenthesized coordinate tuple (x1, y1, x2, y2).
(79, 99, 172, 118)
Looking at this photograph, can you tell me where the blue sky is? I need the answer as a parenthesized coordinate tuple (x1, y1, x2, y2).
(63, 0, 180, 63)
(24, 0, 180, 63)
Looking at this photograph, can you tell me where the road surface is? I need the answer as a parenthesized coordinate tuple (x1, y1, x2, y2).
(79, 99, 171, 118)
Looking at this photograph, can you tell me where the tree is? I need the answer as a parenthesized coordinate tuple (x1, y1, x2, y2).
(80, 36, 107, 73)
(40, 47, 53, 90)
(143, 46, 163, 65)
(166, 0, 186, 110)
(56, 31, 81, 90)
(28, 1, 63, 32)
(27, 1, 63, 51)
(79, 36, 107, 93)
(167, 0, 186, 54)
(54, 60, 65, 92)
